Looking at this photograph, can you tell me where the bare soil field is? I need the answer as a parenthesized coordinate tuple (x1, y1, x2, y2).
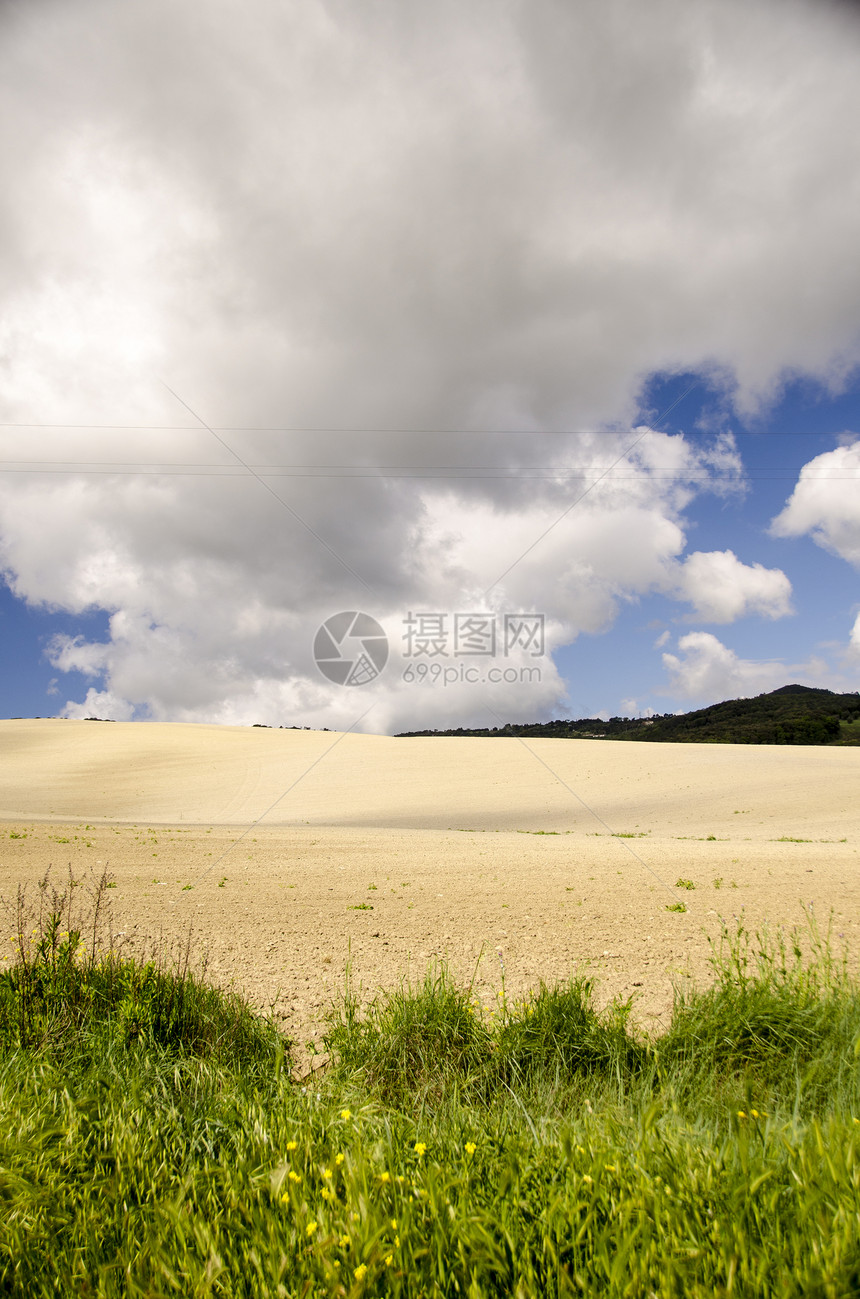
(2, 718, 858, 1059)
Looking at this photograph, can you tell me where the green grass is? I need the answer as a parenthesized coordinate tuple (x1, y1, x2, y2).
(2, 875, 860, 1295)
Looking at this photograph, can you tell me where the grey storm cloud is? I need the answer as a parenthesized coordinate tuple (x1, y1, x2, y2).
(0, 0, 859, 729)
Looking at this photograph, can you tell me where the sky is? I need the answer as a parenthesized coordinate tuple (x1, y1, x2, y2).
(0, 0, 859, 734)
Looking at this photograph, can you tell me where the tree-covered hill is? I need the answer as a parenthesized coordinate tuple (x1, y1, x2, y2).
(396, 684, 860, 745)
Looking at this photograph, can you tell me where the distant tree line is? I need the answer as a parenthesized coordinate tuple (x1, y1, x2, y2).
(396, 685, 860, 746)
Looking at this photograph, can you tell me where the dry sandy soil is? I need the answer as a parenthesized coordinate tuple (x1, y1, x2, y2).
(1, 718, 858, 1064)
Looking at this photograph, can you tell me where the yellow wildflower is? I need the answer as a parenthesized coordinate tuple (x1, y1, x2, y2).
(286, 1140, 298, 1151)
(750, 1109, 759, 1118)
(306, 1221, 318, 1237)
(335, 1152, 345, 1165)
(465, 1142, 477, 1156)
(321, 1188, 335, 1202)
(280, 1193, 290, 1205)
(339, 1235, 351, 1248)
(394, 1236, 400, 1247)
(414, 1142, 427, 1157)
(321, 1167, 333, 1179)
(385, 1254, 394, 1267)
(390, 1219, 397, 1231)
(355, 1264, 368, 1281)
(379, 1171, 391, 1183)
(737, 1110, 747, 1119)
(288, 1171, 302, 1184)
(582, 1174, 593, 1185)
(340, 1109, 352, 1121)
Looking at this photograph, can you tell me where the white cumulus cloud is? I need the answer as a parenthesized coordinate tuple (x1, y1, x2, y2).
(771, 441, 860, 568)
(674, 550, 793, 623)
(662, 631, 826, 703)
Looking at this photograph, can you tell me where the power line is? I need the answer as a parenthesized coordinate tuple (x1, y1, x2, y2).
(159, 380, 375, 596)
(0, 457, 852, 478)
(0, 422, 848, 435)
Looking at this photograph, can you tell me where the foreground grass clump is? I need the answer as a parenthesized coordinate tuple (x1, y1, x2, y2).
(324, 969, 492, 1106)
(2, 880, 860, 1297)
(0, 868, 282, 1071)
(496, 979, 647, 1091)
(327, 968, 647, 1105)
(658, 914, 860, 1109)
